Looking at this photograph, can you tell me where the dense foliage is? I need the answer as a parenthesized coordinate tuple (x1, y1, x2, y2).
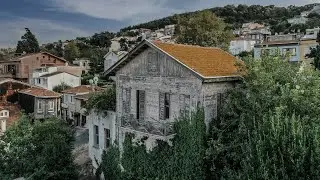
(98, 109, 207, 180)
(85, 86, 116, 114)
(307, 32, 320, 69)
(53, 82, 72, 93)
(0, 116, 78, 179)
(64, 41, 80, 62)
(120, 4, 319, 34)
(207, 55, 320, 179)
(176, 10, 233, 50)
(16, 28, 40, 54)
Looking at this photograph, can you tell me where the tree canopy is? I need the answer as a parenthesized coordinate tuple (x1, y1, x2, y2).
(176, 11, 233, 50)
(16, 28, 40, 54)
(0, 116, 78, 179)
(64, 41, 80, 62)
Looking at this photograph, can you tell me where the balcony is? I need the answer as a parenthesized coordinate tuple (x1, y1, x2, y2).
(121, 115, 174, 137)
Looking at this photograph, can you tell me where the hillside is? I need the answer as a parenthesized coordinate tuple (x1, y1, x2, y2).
(120, 3, 320, 34)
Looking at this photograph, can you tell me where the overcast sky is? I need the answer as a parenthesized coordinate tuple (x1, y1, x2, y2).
(0, 0, 318, 48)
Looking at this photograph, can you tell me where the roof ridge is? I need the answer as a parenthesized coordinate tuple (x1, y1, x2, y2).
(152, 40, 223, 50)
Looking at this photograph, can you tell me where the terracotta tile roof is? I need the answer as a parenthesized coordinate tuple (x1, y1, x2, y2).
(19, 87, 61, 97)
(152, 41, 240, 77)
(61, 85, 103, 94)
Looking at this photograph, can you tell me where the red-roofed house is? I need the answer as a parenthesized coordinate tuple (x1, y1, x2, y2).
(104, 39, 242, 150)
(18, 87, 61, 119)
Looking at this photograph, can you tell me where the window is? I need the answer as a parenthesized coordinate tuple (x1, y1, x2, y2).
(37, 57, 39, 60)
(122, 88, 131, 114)
(70, 111, 74, 119)
(159, 93, 170, 120)
(43, 56, 45, 59)
(165, 93, 170, 119)
(43, 78, 48, 85)
(104, 128, 110, 149)
(282, 48, 297, 56)
(48, 101, 54, 111)
(38, 100, 42, 112)
(70, 95, 74, 103)
(0, 112, 3, 116)
(37, 78, 41, 84)
(94, 125, 99, 147)
(136, 90, 145, 120)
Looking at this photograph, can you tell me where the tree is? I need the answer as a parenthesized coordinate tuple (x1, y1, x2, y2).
(53, 82, 72, 93)
(64, 41, 80, 62)
(88, 48, 109, 75)
(176, 10, 233, 50)
(307, 32, 320, 69)
(119, 38, 129, 51)
(89, 32, 114, 48)
(85, 86, 116, 114)
(206, 55, 320, 179)
(0, 115, 78, 179)
(16, 28, 40, 54)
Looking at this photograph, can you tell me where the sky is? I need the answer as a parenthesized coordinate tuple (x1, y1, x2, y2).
(0, 0, 318, 48)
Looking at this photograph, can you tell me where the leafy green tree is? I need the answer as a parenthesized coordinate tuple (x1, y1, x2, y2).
(95, 148, 122, 180)
(90, 32, 114, 48)
(119, 38, 129, 51)
(207, 55, 320, 179)
(0, 115, 78, 179)
(307, 32, 320, 69)
(53, 82, 72, 93)
(176, 10, 233, 50)
(64, 41, 80, 62)
(16, 28, 40, 54)
(88, 48, 108, 75)
(85, 86, 116, 114)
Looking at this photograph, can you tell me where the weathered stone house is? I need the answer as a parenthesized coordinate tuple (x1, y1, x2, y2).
(105, 40, 241, 149)
(18, 87, 61, 119)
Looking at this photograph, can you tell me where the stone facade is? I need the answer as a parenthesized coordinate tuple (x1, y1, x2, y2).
(113, 47, 237, 150)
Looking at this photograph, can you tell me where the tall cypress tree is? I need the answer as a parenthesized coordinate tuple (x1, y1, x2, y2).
(16, 28, 40, 54)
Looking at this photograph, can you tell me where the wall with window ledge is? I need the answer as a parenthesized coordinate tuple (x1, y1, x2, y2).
(88, 111, 116, 170)
(254, 44, 301, 62)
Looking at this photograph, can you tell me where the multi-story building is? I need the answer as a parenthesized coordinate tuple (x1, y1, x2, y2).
(30, 66, 81, 90)
(0, 52, 67, 82)
(254, 34, 301, 62)
(104, 40, 241, 152)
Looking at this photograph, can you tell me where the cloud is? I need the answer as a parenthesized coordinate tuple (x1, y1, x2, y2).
(46, 0, 319, 24)
(0, 17, 91, 48)
(48, 0, 178, 21)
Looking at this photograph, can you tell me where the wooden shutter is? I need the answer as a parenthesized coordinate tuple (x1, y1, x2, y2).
(139, 91, 145, 121)
(217, 93, 222, 118)
(159, 92, 165, 120)
(122, 88, 131, 114)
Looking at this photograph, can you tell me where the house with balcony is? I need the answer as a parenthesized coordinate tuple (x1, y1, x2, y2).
(0, 52, 67, 82)
(18, 87, 61, 119)
(61, 85, 102, 126)
(30, 66, 80, 90)
(104, 40, 241, 151)
(254, 34, 301, 62)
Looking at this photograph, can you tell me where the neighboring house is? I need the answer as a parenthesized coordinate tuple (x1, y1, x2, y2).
(104, 51, 127, 72)
(254, 34, 301, 62)
(254, 41, 300, 62)
(104, 40, 241, 150)
(229, 38, 257, 55)
(302, 27, 320, 40)
(18, 87, 61, 119)
(88, 110, 116, 170)
(73, 58, 91, 73)
(30, 66, 82, 90)
(0, 52, 67, 82)
(61, 85, 102, 125)
(0, 103, 21, 135)
(34, 72, 80, 91)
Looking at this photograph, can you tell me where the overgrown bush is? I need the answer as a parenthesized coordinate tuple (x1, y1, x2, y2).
(53, 82, 72, 93)
(85, 86, 116, 114)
